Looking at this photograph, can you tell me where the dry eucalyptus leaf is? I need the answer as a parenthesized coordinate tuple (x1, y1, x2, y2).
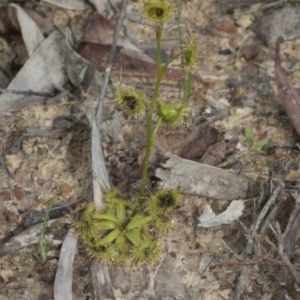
(77, 13, 205, 83)
(11, 4, 44, 56)
(0, 6, 53, 35)
(92, 262, 115, 299)
(156, 155, 259, 200)
(199, 138, 238, 166)
(91, 119, 111, 210)
(82, 13, 153, 62)
(0, 31, 68, 121)
(77, 42, 194, 82)
(54, 230, 78, 300)
(198, 200, 244, 227)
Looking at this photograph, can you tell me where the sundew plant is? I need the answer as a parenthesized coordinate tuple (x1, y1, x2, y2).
(73, 0, 199, 264)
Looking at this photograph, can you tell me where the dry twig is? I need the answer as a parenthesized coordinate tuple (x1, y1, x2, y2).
(247, 183, 284, 255)
(95, 0, 129, 123)
(91, 1, 129, 299)
(273, 203, 300, 286)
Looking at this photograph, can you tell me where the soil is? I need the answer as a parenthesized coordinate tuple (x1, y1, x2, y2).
(1, 0, 300, 299)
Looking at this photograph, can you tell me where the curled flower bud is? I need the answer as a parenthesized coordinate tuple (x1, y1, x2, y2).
(149, 189, 180, 229)
(150, 189, 180, 212)
(157, 189, 179, 209)
(182, 25, 199, 72)
(157, 101, 186, 124)
(142, 0, 173, 28)
(115, 84, 144, 117)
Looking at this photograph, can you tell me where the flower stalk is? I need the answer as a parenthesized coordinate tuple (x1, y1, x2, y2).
(139, 28, 163, 201)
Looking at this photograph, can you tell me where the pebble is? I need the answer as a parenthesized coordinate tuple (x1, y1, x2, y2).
(256, 7, 300, 45)
(274, 148, 288, 160)
(213, 16, 237, 34)
(70, 104, 81, 114)
(235, 14, 254, 29)
(2, 189, 11, 201)
(59, 183, 73, 193)
(4, 154, 22, 173)
(13, 185, 24, 201)
(218, 49, 232, 55)
(241, 45, 260, 61)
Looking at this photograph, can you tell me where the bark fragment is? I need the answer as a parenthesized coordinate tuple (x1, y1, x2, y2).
(275, 36, 300, 137)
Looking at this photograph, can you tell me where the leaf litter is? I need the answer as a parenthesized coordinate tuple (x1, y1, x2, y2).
(1, 0, 300, 299)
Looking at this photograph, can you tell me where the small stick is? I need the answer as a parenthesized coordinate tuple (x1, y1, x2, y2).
(95, 0, 129, 122)
(91, 1, 129, 298)
(247, 183, 284, 255)
(234, 267, 246, 300)
(221, 239, 244, 261)
(0, 88, 54, 97)
(39, 190, 57, 262)
(275, 204, 300, 286)
(232, 184, 283, 299)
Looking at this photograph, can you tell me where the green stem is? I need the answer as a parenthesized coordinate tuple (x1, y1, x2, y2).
(139, 28, 163, 201)
(183, 71, 192, 104)
(177, 0, 184, 75)
(176, 1, 192, 104)
(121, 29, 164, 230)
(39, 190, 57, 261)
(162, 53, 181, 75)
(153, 117, 162, 137)
(138, 113, 153, 204)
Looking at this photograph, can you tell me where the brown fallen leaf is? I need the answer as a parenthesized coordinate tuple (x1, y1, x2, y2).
(199, 138, 238, 166)
(77, 42, 205, 84)
(0, 6, 53, 35)
(0, 30, 72, 120)
(76, 13, 209, 84)
(0, 6, 20, 34)
(275, 36, 300, 137)
(180, 124, 219, 160)
(82, 13, 122, 45)
(213, 15, 237, 34)
(81, 13, 154, 63)
(147, 123, 219, 165)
